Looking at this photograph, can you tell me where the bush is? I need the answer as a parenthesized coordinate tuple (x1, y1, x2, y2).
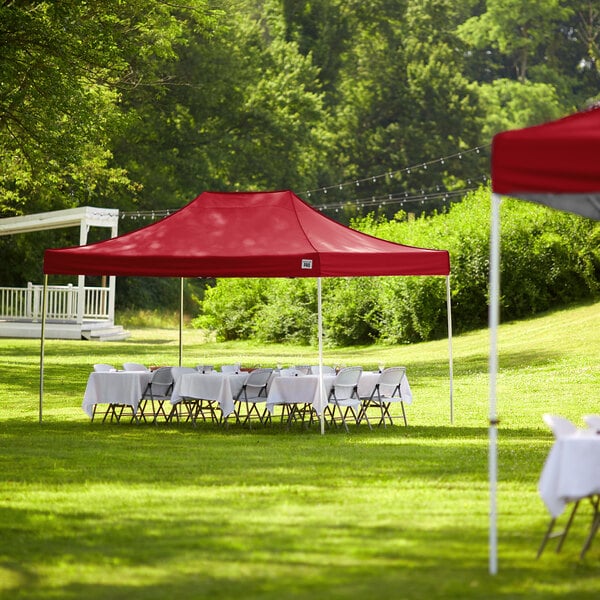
(192, 186, 600, 345)
(253, 279, 317, 344)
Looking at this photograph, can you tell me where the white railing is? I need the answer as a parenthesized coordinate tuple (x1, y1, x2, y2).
(0, 283, 110, 321)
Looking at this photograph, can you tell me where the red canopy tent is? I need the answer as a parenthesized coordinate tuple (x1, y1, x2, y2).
(488, 107, 600, 574)
(41, 190, 453, 430)
(44, 190, 450, 277)
(492, 105, 600, 220)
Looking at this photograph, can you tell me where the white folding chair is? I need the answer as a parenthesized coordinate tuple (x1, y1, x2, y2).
(123, 362, 149, 372)
(93, 363, 115, 372)
(233, 368, 273, 427)
(138, 367, 174, 423)
(196, 365, 214, 374)
(542, 414, 578, 438)
(309, 365, 335, 375)
(221, 363, 241, 373)
(325, 366, 369, 432)
(168, 367, 197, 423)
(293, 365, 311, 375)
(359, 366, 408, 427)
(583, 414, 600, 433)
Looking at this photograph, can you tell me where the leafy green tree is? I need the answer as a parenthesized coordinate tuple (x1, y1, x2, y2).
(111, 3, 329, 210)
(0, 0, 217, 284)
(315, 0, 483, 217)
(457, 0, 573, 82)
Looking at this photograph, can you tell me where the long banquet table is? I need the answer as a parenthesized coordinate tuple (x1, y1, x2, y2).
(266, 374, 336, 416)
(82, 370, 153, 418)
(266, 370, 413, 417)
(170, 372, 249, 419)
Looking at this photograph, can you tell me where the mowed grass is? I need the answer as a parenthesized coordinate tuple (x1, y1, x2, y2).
(0, 301, 599, 599)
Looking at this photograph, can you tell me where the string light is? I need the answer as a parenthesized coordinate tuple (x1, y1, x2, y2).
(302, 143, 490, 197)
(117, 143, 491, 222)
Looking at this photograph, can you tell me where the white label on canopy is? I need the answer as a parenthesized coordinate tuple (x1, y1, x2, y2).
(301, 259, 313, 269)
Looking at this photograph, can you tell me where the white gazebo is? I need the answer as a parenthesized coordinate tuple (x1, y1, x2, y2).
(0, 206, 129, 340)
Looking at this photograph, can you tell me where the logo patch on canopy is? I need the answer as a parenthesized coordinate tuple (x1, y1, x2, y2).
(301, 259, 313, 269)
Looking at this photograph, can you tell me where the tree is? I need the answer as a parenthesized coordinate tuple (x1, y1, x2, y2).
(0, 0, 216, 219)
(110, 2, 329, 210)
(456, 0, 573, 82)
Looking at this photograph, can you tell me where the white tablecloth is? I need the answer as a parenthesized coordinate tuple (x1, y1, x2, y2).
(266, 374, 336, 416)
(82, 371, 153, 418)
(357, 371, 413, 404)
(266, 371, 414, 416)
(170, 372, 249, 418)
(538, 431, 600, 517)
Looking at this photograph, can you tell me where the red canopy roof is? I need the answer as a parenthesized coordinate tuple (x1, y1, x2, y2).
(492, 107, 600, 220)
(43, 190, 450, 277)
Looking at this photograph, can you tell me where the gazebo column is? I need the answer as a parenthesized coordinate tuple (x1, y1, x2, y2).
(77, 220, 89, 325)
(108, 220, 118, 324)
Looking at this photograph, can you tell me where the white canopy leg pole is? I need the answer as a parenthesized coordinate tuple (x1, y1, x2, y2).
(489, 193, 502, 575)
(179, 277, 184, 367)
(446, 275, 454, 424)
(39, 274, 48, 423)
(318, 277, 325, 435)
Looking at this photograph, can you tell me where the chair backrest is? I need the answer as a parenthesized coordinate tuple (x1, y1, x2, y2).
(221, 363, 241, 373)
(293, 365, 311, 375)
(245, 368, 273, 387)
(280, 368, 303, 377)
(93, 363, 115, 372)
(123, 362, 149, 372)
(583, 414, 600, 432)
(149, 367, 174, 395)
(196, 365, 214, 374)
(377, 367, 406, 397)
(542, 414, 578, 439)
(333, 366, 363, 399)
(310, 365, 336, 375)
(171, 366, 196, 383)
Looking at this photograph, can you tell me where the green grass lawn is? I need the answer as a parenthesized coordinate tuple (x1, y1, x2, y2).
(1, 301, 599, 599)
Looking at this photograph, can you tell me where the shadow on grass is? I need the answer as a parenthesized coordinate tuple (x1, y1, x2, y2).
(0, 498, 598, 600)
(0, 420, 552, 488)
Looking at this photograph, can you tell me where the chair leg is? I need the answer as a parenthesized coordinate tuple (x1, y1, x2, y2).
(166, 404, 180, 423)
(537, 500, 580, 558)
(357, 406, 371, 430)
(400, 402, 407, 426)
(339, 405, 350, 433)
(536, 518, 558, 559)
(580, 495, 600, 559)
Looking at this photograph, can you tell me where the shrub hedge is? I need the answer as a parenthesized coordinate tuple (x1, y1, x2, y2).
(192, 187, 600, 346)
